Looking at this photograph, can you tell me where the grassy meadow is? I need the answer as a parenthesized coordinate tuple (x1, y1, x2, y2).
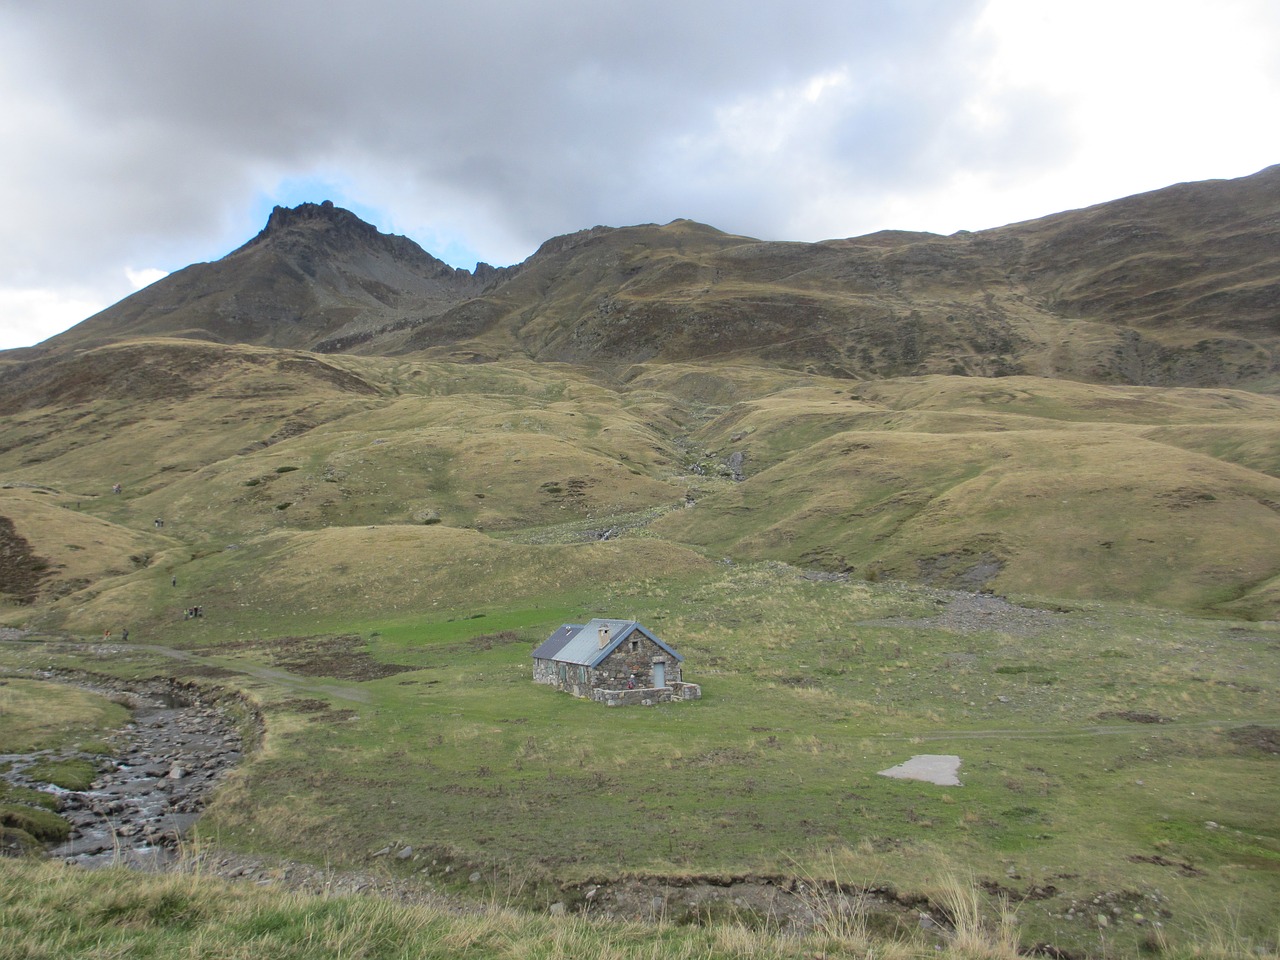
(2, 343, 1279, 957)
(3, 564, 1277, 956)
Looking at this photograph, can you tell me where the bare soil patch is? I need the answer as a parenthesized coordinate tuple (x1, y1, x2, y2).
(466, 630, 522, 651)
(1127, 854, 1205, 877)
(200, 634, 413, 681)
(0, 515, 50, 604)
(1225, 724, 1280, 754)
(1094, 710, 1170, 724)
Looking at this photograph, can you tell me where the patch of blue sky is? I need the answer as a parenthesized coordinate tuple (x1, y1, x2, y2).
(248, 175, 487, 272)
(411, 231, 490, 271)
(251, 174, 386, 233)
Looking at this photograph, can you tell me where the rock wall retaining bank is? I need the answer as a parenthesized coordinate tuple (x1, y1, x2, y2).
(592, 682, 701, 707)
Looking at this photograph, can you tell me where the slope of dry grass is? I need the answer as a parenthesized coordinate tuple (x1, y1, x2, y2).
(4, 346, 1280, 623)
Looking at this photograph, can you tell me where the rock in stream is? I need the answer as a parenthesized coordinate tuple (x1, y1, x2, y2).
(1, 674, 247, 869)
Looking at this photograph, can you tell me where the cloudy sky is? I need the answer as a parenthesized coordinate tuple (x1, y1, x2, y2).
(1, 0, 1277, 350)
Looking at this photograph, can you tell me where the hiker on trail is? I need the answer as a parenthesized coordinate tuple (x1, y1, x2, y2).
(103, 629, 110, 639)
(172, 575, 177, 587)
(121, 627, 129, 642)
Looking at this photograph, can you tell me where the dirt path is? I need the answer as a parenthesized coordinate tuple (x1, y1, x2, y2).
(0, 638, 371, 704)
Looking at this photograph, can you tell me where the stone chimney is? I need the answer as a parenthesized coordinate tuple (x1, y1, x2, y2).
(598, 623, 610, 648)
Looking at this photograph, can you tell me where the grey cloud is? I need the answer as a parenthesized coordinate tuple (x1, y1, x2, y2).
(2, 0, 1065, 293)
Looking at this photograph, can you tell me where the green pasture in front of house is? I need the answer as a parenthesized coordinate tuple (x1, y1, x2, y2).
(5, 568, 1259, 957)
(7, 563, 1273, 956)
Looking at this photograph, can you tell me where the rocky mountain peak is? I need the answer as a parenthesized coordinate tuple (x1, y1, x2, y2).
(260, 200, 375, 239)
(231, 200, 443, 270)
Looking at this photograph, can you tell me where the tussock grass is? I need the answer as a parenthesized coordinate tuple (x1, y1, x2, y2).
(657, 376, 1280, 614)
(0, 857, 990, 960)
(3, 858, 1272, 959)
(6, 349, 1280, 623)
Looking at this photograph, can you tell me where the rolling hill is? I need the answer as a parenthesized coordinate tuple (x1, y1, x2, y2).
(2, 165, 1279, 624)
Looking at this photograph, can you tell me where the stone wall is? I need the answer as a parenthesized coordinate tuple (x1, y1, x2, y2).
(593, 636, 682, 691)
(533, 658, 592, 697)
(592, 682, 702, 707)
(532, 658, 559, 684)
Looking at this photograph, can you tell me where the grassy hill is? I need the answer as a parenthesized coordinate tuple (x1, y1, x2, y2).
(4, 343, 1278, 625)
(2, 342, 1278, 955)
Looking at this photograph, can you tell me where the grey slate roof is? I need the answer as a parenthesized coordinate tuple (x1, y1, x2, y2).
(532, 618, 684, 668)
(530, 624, 582, 661)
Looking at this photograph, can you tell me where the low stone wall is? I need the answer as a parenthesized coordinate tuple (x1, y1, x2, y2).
(591, 682, 701, 707)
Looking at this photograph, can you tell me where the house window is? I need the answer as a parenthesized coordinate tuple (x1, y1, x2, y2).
(630, 640, 639, 652)
(578, 666, 587, 684)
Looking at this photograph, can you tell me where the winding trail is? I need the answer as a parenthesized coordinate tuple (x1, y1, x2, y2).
(2, 638, 371, 704)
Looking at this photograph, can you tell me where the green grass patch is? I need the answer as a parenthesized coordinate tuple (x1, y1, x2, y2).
(0, 803, 71, 843)
(0, 679, 129, 753)
(24, 757, 97, 791)
(0, 781, 60, 811)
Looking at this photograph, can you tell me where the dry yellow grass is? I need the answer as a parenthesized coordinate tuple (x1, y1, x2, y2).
(0, 678, 129, 752)
(5, 341, 1280, 622)
(0, 486, 170, 611)
(658, 375, 1280, 614)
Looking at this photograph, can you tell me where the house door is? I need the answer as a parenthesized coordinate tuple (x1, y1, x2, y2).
(652, 661, 665, 688)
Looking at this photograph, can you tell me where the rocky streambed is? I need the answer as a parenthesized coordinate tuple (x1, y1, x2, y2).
(1, 673, 249, 868)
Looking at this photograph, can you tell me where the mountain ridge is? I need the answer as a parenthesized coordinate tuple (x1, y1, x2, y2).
(8, 164, 1279, 393)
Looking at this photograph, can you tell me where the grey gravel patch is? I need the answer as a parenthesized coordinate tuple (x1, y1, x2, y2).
(878, 755, 962, 786)
(860, 590, 1065, 637)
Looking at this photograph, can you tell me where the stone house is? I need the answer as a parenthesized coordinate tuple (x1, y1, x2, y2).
(532, 618, 701, 706)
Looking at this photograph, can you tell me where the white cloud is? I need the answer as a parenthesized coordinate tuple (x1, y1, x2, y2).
(0, 288, 108, 351)
(125, 268, 169, 291)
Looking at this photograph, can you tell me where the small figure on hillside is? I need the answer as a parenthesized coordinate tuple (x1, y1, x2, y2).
(172, 575, 177, 587)
(154, 518, 164, 529)
(121, 627, 129, 642)
(103, 629, 111, 639)
(112, 483, 122, 494)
